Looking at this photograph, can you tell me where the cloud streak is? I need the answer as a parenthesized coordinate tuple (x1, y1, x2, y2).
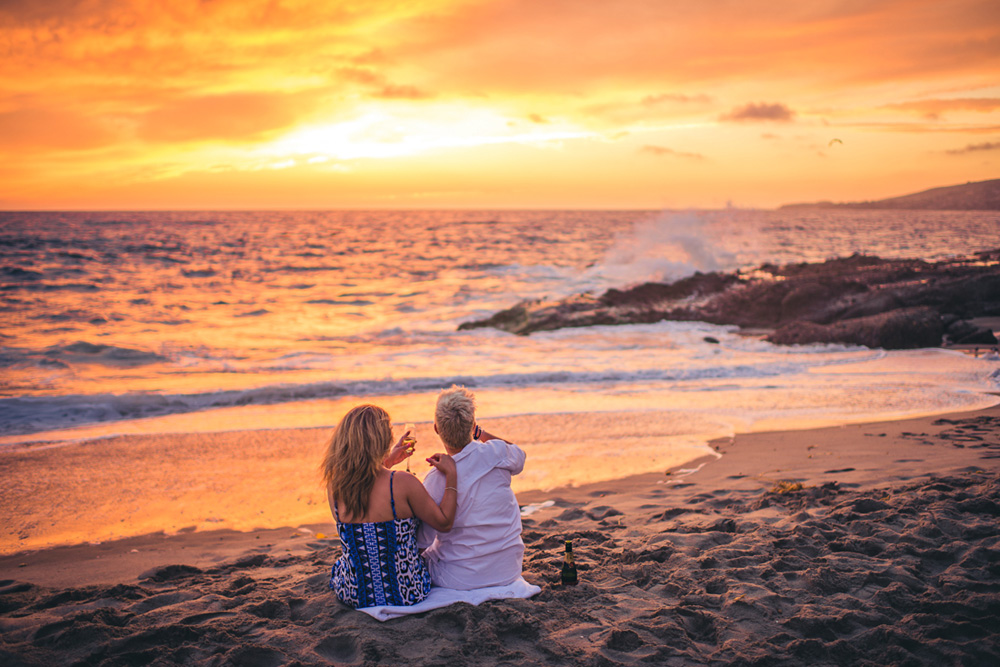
(640, 145, 706, 160)
(946, 141, 1000, 154)
(884, 98, 1000, 119)
(720, 103, 796, 123)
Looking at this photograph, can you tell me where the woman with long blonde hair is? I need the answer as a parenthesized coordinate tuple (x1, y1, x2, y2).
(321, 404, 457, 608)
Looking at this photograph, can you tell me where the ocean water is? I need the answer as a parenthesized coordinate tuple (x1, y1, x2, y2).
(2, 209, 999, 478)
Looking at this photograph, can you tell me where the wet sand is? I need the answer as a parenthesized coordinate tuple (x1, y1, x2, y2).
(2, 407, 1000, 665)
(0, 409, 719, 556)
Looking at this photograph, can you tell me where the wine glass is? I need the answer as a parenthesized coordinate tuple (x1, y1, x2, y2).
(403, 423, 416, 472)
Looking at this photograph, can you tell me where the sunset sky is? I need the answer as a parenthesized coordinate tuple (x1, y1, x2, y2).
(2, 0, 998, 210)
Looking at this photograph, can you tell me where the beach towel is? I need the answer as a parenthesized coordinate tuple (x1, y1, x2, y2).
(354, 576, 541, 621)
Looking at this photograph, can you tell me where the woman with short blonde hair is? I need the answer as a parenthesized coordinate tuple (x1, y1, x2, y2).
(434, 385, 476, 450)
(420, 386, 528, 590)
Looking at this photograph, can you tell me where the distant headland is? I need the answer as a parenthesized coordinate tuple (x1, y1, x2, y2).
(780, 178, 1000, 211)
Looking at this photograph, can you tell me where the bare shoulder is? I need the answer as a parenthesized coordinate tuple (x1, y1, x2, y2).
(393, 470, 424, 493)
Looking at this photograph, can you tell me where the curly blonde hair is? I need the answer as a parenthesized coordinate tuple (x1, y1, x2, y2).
(320, 405, 393, 521)
(435, 386, 476, 450)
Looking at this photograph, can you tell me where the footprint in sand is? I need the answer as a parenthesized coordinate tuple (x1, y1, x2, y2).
(585, 506, 623, 521)
(180, 611, 235, 625)
(131, 591, 199, 614)
(226, 645, 288, 667)
(315, 634, 360, 664)
(429, 609, 467, 639)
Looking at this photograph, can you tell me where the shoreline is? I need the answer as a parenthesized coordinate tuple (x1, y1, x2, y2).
(4, 403, 998, 587)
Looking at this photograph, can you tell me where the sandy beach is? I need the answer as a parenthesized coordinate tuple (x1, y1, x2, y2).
(2, 406, 1000, 665)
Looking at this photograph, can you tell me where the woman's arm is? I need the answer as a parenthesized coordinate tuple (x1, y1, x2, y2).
(402, 454, 458, 532)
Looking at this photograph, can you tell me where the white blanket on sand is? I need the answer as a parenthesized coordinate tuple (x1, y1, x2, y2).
(356, 577, 541, 621)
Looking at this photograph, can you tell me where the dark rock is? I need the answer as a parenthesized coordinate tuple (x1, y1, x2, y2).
(779, 282, 834, 320)
(459, 249, 1000, 348)
(945, 319, 979, 341)
(941, 313, 962, 329)
(767, 307, 944, 349)
(458, 303, 531, 333)
(599, 272, 737, 307)
(765, 321, 833, 346)
(955, 328, 998, 345)
(836, 290, 905, 321)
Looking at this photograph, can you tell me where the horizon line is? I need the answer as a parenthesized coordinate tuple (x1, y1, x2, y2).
(0, 205, 770, 213)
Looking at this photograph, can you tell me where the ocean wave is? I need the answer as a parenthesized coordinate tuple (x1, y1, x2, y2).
(1, 267, 44, 281)
(1, 282, 100, 292)
(0, 342, 167, 369)
(182, 268, 218, 278)
(0, 362, 818, 437)
(262, 264, 341, 273)
(52, 342, 167, 366)
(305, 298, 373, 306)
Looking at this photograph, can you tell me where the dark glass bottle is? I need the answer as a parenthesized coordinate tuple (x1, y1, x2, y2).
(561, 540, 578, 585)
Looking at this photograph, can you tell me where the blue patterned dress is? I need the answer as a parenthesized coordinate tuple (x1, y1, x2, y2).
(330, 471, 432, 608)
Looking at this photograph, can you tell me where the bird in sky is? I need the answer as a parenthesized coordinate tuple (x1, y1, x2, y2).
(828, 138, 843, 147)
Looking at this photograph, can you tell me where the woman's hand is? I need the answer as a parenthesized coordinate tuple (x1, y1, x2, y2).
(402, 457, 458, 532)
(384, 431, 416, 468)
(410, 453, 458, 532)
(425, 453, 456, 477)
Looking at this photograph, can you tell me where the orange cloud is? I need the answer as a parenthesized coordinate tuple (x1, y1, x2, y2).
(393, 0, 1000, 95)
(720, 103, 796, 123)
(642, 93, 713, 106)
(640, 145, 706, 160)
(371, 85, 435, 100)
(884, 98, 1000, 119)
(137, 92, 323, 143)
(946, 141, 1000, 155)
(0, 108, 120, 150)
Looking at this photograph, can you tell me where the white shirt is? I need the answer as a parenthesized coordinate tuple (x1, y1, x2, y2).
(417, 438, 526, 590)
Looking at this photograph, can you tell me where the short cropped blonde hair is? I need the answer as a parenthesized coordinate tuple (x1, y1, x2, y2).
(435, 386, 476, 450)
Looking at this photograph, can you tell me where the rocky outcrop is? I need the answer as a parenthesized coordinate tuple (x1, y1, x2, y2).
(943, 319, 999, 345)
(459, 249, 1000, 350)
(767, 307, 944, 349)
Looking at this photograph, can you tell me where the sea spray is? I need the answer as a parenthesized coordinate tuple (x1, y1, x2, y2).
(584, 211, 741, 286)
